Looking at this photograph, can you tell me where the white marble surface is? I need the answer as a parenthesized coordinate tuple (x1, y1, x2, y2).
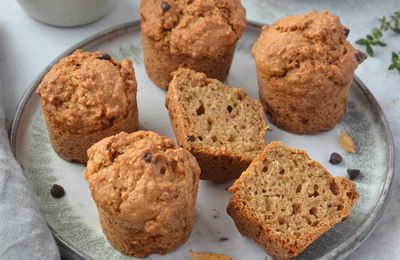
(0, 0, 399, 259)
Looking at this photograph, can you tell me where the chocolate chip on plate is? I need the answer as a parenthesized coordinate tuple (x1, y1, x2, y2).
(329, 152, 343, 165)
(160, 1, 170, 12)
(219, 237, 229, 241)
(50, 184, 65, 198)
(143, 153, 152, 162)
(97, 53, 112, 61)
(344, 27, 350, 37)
(186, 135, 195, 142)
(347, 168, 361, 180)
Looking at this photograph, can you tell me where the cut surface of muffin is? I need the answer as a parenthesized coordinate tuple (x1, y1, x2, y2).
(166, 68, 267, 182)
(227, 141, 359, 259)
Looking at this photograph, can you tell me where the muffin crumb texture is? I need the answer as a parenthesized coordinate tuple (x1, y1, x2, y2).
(166, 68, 267, 182)
(227, 141, 359, 259)
(84, 131, 200, 258)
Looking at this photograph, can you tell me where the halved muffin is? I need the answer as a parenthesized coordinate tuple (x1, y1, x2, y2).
(166, 68, 267, 182)
(227, 141, 359, 259)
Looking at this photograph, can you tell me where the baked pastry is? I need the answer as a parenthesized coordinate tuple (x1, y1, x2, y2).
(227, 141, 359, 259)
(36, 49, 138, 163)
(140, 0, 247, 89)
(166, 68, 267, 183)
(252, 11, 366, 134)
(84, 131, 200, 258)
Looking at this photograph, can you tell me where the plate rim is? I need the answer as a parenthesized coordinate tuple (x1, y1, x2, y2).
(9, 20, 395, 260)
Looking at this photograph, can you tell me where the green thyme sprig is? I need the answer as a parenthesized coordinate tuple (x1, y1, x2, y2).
(389, 52, 400, 73)
(356, 29, 386, 56)
(356, 11, 400, 57)
(378, 11, 400, 33)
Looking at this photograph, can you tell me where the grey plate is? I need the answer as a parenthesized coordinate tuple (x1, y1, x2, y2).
(10, 21, 394, 260)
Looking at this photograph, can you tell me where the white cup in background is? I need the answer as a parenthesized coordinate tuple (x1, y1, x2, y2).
(17, 0, 121, 27)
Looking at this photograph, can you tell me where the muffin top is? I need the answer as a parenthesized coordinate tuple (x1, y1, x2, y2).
(140, 0, 247, 58)
(84, 131, 200, 221)
(37, 49, 137, 134)
(253, 11, 363, 96)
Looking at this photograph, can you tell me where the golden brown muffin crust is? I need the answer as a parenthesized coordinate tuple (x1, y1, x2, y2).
(140, 0, 246, 58)
(253, 11, 358, 97)
(84, 131, 200, 257)
(84, 131, 200, 220)
(37, 49, 137, 134)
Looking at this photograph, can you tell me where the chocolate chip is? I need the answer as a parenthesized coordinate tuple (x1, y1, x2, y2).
(347, 168, 360, 180)
(355, 50, 368, 63)
(50, 184, 65, 198)
(219, 237, 229, 241)
(344, 27, 350, 37)
(186, 135, 195, 142)
(300, 117, 309, 124)
(97, 53, 112, 61)
(143, 153, 152, 162)
(227, 105, 233, 113)
(329, 152, 343, 165)
(160, 1, 170, 12)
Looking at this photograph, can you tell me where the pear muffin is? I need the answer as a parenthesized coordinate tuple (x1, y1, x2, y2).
(36, 49, 138, 163)
(140, 0, 247, 89)
(227, 141, 359, 259)
(166, 68, 267, 183)
(252, 11, 367, 134)
(84, 131, 200, 258)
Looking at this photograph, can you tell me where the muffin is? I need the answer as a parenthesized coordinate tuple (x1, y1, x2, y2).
(166, 68, 267, 183)
(227, 141, 359, 259)
(36, 49, 138, 163)
(84, 131, 200, 258)
(252, 11, 367, 134)
(140, 0, 247, 89)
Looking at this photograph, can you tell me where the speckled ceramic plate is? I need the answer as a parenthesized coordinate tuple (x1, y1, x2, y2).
(10, 21, 394, 260)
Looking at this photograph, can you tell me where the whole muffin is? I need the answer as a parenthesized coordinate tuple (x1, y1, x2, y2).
(36, 49, 138, 163)
(252, 11, 366, 134)
(140, 0, 247, 89)
(84, 131, 200, 258)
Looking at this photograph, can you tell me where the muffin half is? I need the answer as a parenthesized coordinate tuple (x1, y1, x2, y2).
(227, 141, 359, 259)
(166, 68, 267, 183)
